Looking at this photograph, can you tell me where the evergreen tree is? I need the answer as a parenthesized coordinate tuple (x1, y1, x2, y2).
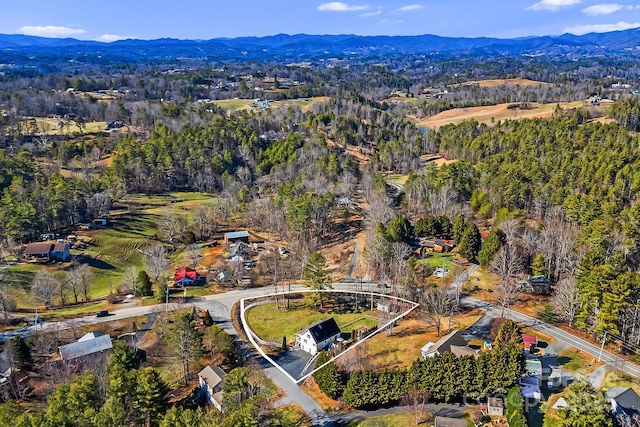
(134, 368, 169, 427)
(458, 221, 482, 261)
(137, 270, 152, 296)
(202, 309, 214, 327)
(556, 379, 612, 427)
(477, 229, 505, 267)
(303, 251, 332, 308)
(531, 253, 547, 277)
(386, 215, 412, 242)
(313, 351, 343, 399)
(451, 215, 466, 242)
(11, 336, 33, 371)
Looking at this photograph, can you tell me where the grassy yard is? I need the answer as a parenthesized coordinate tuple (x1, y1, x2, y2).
(366, 311, 484, 370)
(601, 371, 640, 394)
(346, 413, 422, 427)
(246, 301, 377, 344)
(558, 348, 595, 373)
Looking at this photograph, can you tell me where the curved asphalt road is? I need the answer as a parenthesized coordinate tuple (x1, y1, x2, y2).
(460, 295, 640, 379)
(5, 281, 640, 424)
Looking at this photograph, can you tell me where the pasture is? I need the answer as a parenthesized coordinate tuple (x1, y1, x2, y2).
(415, 101, 605, 129)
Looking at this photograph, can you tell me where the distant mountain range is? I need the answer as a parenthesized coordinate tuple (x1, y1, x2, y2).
(2, 29, 640, 65)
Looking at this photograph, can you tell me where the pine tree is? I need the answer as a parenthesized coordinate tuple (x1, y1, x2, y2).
(11, 336, 33, 371)
(303, 251, 332, 308)
(458, 221, 481, 261)
(477, 229, 505, 266)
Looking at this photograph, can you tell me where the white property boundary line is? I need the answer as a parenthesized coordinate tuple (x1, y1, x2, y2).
(240, 289, 420, 385)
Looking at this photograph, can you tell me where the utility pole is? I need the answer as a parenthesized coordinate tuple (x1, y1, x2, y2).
(598, 331, 608, 362)
(165, 286, 169, 315)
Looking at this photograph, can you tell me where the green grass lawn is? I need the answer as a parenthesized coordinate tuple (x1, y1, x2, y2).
(385, 174, 409, 186)
(211, 99, 253, 111)
(558, 349, 594, 373)
(346, 413, 421, 427)
(246, 301, 377, 344)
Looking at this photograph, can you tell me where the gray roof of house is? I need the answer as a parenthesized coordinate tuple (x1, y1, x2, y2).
(608, 387, 640, 414)
(59, 334, 112, 361)
(198, 365, 226, 389)
(225, 231, 249, 239)
(423, 330, 469, 355)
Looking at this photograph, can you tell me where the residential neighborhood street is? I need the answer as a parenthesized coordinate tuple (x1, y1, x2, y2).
(2, 281, 639, 426)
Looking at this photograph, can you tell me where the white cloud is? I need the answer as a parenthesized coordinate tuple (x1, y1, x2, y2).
(18, 25, 86, 38)
(360, 9, 382, 16)
(397, 4, 424, 12)
(564, 21, 640, 34)
(318, 2, 369, 12)
(377, 19, 403, 25)
(582, 3, 624, 15)
(582, 3, 640, 15)
(526, 0, 581, 11)
(97, 34, 132, 42)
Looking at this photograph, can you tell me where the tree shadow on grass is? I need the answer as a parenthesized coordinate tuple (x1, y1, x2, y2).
(83, 257, 116, 270)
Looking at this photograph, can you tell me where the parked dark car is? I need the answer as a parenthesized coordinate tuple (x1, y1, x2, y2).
(96, 310, 109, 318)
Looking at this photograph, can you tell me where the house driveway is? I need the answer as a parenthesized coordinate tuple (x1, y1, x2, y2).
(271, 348, 315, 380)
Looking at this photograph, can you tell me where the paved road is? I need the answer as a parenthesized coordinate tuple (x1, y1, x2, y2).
(461, 296, 640, 379)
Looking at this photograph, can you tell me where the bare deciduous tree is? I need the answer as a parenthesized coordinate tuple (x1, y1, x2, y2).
(185, 243, 200, 268)
(32, 270, 60, 310)
(144, 245, 170, 283)
(159, 213, 186, 245)
(491, 245, 524, 315)
(390, 242, 411, 296)
(120, 266, 138, 295)
(86, 192, 112, 219)
(420, 286, 455, 337)
(552, 276, 582, 327)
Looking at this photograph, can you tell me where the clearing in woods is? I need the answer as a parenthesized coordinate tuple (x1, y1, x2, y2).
(415, 101, 606, 129)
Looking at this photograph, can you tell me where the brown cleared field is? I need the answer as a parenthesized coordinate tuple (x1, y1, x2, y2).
(416, 101, 596, 129)
(452, 78, 552, 88)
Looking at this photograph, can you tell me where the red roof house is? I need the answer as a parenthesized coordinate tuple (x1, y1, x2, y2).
(174, 267, 200, 286)
(522, 334, 538, 352)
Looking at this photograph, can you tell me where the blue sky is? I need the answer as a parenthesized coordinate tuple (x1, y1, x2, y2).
(2, 1, 640, 41)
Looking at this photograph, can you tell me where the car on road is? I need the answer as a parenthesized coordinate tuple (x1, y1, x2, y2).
(96, 310, 109, 318)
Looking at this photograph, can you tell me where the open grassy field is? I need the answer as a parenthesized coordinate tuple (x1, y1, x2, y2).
(211, 99, 254, 111)
(451, 78, 552, 88)
(246, 300, 377, 344)
(4, 191, 224, 319)
(23, 117, 108, 135)
(415, 101, 604, 129)
(120, 192, 220, 220)
(366, 311, 484, 370)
